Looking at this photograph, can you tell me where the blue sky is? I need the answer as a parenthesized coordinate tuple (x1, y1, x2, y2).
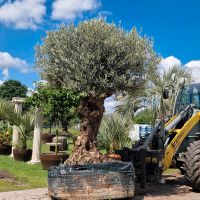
(0, 0, 200, 90)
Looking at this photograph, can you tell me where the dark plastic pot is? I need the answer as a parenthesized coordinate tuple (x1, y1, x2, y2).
(40, 153, 69, 170)
(42, 133, 56, 144)
(0, 144, 12, 155)
(13, 149, 32, 162)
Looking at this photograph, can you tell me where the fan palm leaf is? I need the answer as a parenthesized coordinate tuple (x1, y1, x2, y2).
(0, 100, 35, 149)
(98, 114, 132, 151)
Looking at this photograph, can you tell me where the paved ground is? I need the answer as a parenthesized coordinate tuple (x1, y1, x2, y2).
(0, 173, 199, 200)
(134, 174, 200, 200)
(0, 188, 50, 200)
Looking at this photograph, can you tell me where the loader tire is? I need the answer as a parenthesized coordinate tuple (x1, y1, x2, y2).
(184, 140, 200, 192)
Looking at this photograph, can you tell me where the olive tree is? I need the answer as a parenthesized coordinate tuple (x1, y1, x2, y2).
(35, 19, 159, 164)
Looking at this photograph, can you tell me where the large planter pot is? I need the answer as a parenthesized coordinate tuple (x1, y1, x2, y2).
(0, 144, 12, 155)
(48, 162, 135, 199)
(13, 149, 32, 162)
(42, 133, 56, 144)
(40, 153, 69, 170)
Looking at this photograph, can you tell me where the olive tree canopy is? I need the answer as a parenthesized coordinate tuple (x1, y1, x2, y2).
(36, 19, 158, 96)
(35, 19, 160, 164)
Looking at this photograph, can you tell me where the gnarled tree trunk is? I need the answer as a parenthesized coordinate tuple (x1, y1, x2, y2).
(65, 95, 106, 165)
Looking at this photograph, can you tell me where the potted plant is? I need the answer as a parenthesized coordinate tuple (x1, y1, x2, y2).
(0, 100, 34, 161)
(40, 129, 69, 170)
(98, 114, 132, 161)
(0, 121, 12, 155)
(12, 112, 34, 162)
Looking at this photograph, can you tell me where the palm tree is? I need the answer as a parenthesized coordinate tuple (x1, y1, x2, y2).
(149, 65, 191, 117)
(115, 89, 148, 120)
(0, 100, 34, 149)
(98, 114, 132, 152)
(116, 65, 191, 121)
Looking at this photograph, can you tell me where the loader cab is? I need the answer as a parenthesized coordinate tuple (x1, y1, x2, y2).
(174, 83, 200, 115)
(173, 83, 200, 154)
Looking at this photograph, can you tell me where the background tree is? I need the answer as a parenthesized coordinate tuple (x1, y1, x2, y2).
(133, 109, 154, 124)
(0, 80, 27, 100)
(26, 84, 81, 133)
(35, 19, 160, 164)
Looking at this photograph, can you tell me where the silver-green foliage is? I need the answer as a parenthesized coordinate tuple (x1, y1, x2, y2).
(35, 19, 159, 97)
(98, 114, 132, 151)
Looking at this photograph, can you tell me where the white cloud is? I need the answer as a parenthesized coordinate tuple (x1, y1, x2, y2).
(158, 56, 181, 73)
(2, 68, 9, 80)
(185, 60, 200, 83)
(26, 87, 34, 97)
(52, 0, 100, 21)
(0, 0, 46, 29)
(0, 51, 29, 73)
(104, 96, 122, 113)
(0, 80, 4, 85)
(159, 56, 200, 83)
(104, 96, 116, 113)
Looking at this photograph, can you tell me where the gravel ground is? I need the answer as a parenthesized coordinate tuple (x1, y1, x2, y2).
(0, 173, 199, 200)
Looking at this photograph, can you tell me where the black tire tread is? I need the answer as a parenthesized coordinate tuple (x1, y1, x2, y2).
(184, 140, 200, 192)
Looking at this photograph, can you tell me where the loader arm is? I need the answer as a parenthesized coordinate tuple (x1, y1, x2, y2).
(163, 111, 200, 171)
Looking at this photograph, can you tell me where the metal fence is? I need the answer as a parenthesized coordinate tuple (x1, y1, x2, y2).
(48, 162, 135, 199)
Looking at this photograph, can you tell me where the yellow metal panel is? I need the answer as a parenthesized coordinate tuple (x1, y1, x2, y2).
(163, 112, 200, 171)
(165, 114, 178, 127)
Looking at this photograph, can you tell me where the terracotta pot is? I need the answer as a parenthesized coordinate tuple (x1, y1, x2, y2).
(108, 153, 122, 161)
(42, 133, 56, 144)
(13, 149, 32, 162)
(0, 144, 12, 155)
(40, 153, 69, 170)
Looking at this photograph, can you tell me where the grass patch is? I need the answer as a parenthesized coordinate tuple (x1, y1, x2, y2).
(0, 131, 107, 192)
(0, 180, 29, 192)
(163, 168, 180, 175)
(0, 155, 47, 192)
(0, 137, 75, 192)
(68, 128, 79, 136)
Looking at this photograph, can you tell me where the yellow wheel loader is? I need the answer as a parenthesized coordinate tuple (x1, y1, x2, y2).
(117, 83, 200, 194)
